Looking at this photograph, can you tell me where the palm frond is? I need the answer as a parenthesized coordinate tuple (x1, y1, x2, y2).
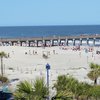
(17, 80, 33, 94)
(0, 51, 7, 58)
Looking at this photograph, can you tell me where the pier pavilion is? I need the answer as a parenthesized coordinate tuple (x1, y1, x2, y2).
(0, 35, 100, 47)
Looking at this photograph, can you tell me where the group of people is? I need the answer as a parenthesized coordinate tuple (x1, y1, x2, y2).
(25, 50, 37, 55)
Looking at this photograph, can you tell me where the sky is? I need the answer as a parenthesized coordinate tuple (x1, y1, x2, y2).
(0, 0, 100, 26)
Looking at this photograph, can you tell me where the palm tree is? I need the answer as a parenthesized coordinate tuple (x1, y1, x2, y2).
(89, 85, 100, 100)
(14, 77, 48, 100)
(33, 77, 48, 99)
(0, 75, 9, 83)
(87, 63, 100, 85)
(14, 80, 33, 100)
(54, 75, 78, 100)
(0, 51, 7, 77)
(74, 82, 92, 100)
(54, 75, 93, 100)
(52, 91, 73, 100)
(54, 75, 68, 92)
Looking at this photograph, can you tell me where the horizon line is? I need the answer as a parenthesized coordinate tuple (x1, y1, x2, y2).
(0, 24, 100, 27)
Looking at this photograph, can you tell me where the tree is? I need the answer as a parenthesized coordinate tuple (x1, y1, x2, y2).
(33, 77, 48, 99)
(0, 51, 7, 77)
(54, 75, 78, 100)
(54, 75, 92, 100)
(87, 63, 100, 85)
(14, 77, 48, 100)
(0, 75, 9, 83)
(74, 82, 92, 100)
(14, 80, 33, 100)
(89, 85, 100, 100)
(64, 77, 91, 100)
(54, 75, 68, 92)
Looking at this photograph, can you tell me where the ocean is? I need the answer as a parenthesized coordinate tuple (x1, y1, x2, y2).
(0, 25, 100, 38)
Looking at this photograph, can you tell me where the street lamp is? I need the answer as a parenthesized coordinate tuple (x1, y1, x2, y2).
(46, 63, 50, 100)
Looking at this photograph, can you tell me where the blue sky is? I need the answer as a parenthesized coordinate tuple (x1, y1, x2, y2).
(0, 0, 100, 26)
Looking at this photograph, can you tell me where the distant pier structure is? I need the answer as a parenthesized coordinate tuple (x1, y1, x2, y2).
(0, 35, 100, 46)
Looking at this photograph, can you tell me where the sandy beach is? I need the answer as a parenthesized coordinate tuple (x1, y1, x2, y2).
(0, 46, 100, 88)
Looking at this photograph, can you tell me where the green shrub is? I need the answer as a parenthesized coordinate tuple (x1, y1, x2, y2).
(0, 75, 9, 83)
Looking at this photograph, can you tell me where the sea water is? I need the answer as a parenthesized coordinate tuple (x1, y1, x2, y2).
(0, 25, 100, 38)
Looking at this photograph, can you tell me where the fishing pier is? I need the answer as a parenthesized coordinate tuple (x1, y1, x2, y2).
(0, 35, 100, 46)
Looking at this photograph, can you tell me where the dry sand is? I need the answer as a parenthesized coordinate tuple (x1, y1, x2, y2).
(0, 46, 100, 87)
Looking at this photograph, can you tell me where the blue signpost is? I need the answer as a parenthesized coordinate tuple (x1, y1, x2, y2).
(46, 63, 50, 100)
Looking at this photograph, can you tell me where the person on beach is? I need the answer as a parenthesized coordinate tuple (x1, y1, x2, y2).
(92, 52, 94, 57)
(53, 50, 55, 54)
(79, 52, 81, 58)
(29, 50, 31, 55)
(8, 53, 10, 57)
(33, 50, 34, 55)
(12, 51, 14, 54)
(48, 51, 50, 55)
(35, 51, 37, 55)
